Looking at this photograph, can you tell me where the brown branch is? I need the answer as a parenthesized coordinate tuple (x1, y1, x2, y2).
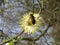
(18, 23, 51, 42)
(38, 29, 50, 45)
(21, 37, 33, 41)
(0, 39, 12, 45)
(37, 0, 42, 14)
(0, 23, 52, 45)
(0, 30, 24, 45)
(34, 24, 50, 41)
(3, 5, 31, 11)
(43, 36, 49, 45)
(14, 30, 24, 39)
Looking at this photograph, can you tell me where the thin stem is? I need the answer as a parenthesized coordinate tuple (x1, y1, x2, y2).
(33, 0, 34, 14)
(0, 30, 24, 45)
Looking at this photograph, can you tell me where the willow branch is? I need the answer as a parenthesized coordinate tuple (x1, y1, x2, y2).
(0, 30, 24, 45)
(43, 36, 49, 45)
(14, 30, 24, 39)
(34, 24, 50, 41)
(33, 0, 34, 14)
(39, 29, 49, 45)
(2, 5, 31, 12)
(37, 0, 43, 14)
(21, 37, 33, 41)
(18, 23, 51, 42)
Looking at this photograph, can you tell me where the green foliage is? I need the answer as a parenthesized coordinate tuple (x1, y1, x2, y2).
(9, 40, 14, 45)
(0, 9, 2, 14)
(6, 36, 22, 45)
(16, 36, 23, 42)
(4, 0, 9, 3)
(3, 36, 14, 45)
(3, 37, 8, 42)
(8, 36, 14, 45)
(9, 36, 14, 40)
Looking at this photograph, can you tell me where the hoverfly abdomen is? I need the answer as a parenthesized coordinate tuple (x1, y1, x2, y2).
(30, 14, 36, 24)
(27, 14, 36, 25)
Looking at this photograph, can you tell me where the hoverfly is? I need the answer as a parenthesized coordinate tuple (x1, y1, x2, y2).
(28, 14, 36, 25)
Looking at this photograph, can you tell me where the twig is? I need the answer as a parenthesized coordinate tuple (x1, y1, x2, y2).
(34, 23, 50, 41)
(33, 0, 34, 14)
(3, 5, 31, 11)
(39, 29, 49, 45)
(37, 0, 41, 14)
(0, 30, 24, 45)
(0, 22, 52, 45)
(14, 30, 24, 39)
(37, 0, 43, 14)
(20, 22, 51, 42)
(43, 36, 49, 45)
(21, 37, 33, 41)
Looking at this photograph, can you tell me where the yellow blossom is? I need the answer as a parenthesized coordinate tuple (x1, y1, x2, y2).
(19, 12, 44, 34)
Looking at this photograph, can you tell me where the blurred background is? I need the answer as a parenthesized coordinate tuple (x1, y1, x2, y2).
(0, 0, 60, 45)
